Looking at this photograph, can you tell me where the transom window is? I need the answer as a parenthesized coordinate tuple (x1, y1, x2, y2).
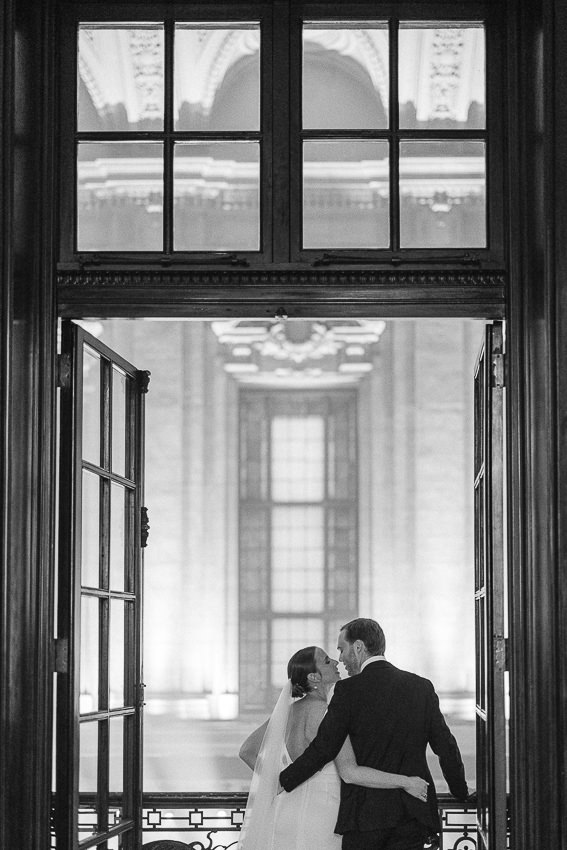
(60, 3, 502, 265)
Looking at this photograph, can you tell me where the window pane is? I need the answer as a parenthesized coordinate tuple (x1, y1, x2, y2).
(109, 715, 124, 795)
(80, 596, 99, 713)
(303, 23, 389, 129)
(399, 23, 485, 129)
(271, 415, 325, 501)
(272, 506, 325, 612)
(399, 140, 486, 248)
(174, 142, 260, 251)
(78, 24, 164, 131)
(77, 142, 163, 251)
(79, 720, 98, 796)
(78, 719, 98, 841)
(81, 470, 100, 588)
(271, 618, 324, 687)
(110, 484, 125, 593)
(175, 24, 260, 131)
(82, 346, 101, 465)
(303, 141, 389, 248)
(112, 367, 127, 477)
(109, 599, 126, 708)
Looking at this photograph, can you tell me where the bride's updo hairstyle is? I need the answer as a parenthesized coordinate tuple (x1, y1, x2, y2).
(287, 646, 318, 698)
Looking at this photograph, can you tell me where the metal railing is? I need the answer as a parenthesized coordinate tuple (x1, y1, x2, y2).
(74, 792, 477, 849)
(56, 792, 477, 849)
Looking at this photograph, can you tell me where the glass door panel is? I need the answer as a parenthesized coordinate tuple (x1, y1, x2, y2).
(56, 321, 147, 850)
(82, 347, 101, 465)
(112, 367, 128, 477)
(109, 715, 125, 797)
(110, 483, 126, 593)
(80, 597, 100, 713)
(81, 471, 100, 588)
(109, 600, 126, 709)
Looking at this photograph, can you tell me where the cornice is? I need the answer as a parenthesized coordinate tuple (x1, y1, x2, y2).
(56, 267, 506, 318)
(58, 267, 505, 288)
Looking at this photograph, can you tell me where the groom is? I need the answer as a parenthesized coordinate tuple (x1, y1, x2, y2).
(279, 618, 470, 850)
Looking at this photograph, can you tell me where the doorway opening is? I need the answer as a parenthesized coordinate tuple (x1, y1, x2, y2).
(70, 316, 483, 799)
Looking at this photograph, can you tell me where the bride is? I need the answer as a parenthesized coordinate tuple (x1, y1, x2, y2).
(237, 645, 428, 850)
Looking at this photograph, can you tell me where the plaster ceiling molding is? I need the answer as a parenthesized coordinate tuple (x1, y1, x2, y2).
(78, 28, 114, 115)
(175, 27, 260, 116)
(304, 27, 389, 110)
(79, 26, 165, 126)
(77, 156, 257, 207)
(454, 29, 485, 121)
(128, 28, 165, 124)
(399, 156, 485, 202)
(404, 27, 484, 124)
(210, 319, 386, 386)
(428, 27, 466, 122)
(77, 157, 163, 208)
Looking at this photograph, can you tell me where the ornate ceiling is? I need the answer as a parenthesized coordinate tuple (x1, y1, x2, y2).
(210, 319, 386, 386)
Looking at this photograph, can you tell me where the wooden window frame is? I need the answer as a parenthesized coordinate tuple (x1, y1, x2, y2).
(57, 0, 506, 272)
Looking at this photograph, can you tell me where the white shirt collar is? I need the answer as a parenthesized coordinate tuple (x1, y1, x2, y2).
(360, 655, 386, 671)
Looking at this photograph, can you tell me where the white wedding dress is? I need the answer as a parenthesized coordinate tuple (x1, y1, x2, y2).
(270, 746, 342, 850)
(237, 683, 342, 850)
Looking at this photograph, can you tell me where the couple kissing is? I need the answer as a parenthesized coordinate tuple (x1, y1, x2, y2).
(238, 617, 470, 850)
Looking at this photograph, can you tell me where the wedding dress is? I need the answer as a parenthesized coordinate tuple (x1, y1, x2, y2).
(271, 746, 342, 850)
(237, 682, 342, 850)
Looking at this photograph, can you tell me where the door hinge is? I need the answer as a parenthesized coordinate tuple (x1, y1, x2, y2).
(494, 634, 509, 672)
(492, 351, 506, 389)
(57, 353, 72, 389)
(53, 638, 69, 674)
(141, 506, 150, 547)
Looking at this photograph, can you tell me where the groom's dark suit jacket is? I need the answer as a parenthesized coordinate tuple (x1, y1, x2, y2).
(279, 660, 468, 834)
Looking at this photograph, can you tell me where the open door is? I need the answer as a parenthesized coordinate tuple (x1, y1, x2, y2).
(54, 321, 149, 849)
(473, 321, 507, 849)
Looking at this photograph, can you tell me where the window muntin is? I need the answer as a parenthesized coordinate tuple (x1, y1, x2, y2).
(299, 18, 487, 252)
(75, 20, 263, 255)
(66, 7, 498, 263)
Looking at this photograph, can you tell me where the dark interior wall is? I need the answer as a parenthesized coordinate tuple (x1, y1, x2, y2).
(507, 0, 567, 846)
(0, 0, 566, 848)
(0, 0, 57, 847)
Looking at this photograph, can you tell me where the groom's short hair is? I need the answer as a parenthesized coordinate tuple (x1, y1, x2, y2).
(341, 618, 386, 656)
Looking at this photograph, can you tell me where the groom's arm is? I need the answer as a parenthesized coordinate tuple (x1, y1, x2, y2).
(426, 682, 469, 801)
(279, 680, 351, 792)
